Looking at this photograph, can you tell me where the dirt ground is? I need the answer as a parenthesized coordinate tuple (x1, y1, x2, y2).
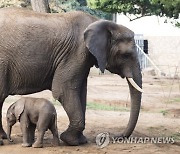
(1, 74, 180, 154)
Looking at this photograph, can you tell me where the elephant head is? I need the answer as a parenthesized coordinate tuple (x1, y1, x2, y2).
(84, 20, 142, 137)
(6, 101, 25, 142)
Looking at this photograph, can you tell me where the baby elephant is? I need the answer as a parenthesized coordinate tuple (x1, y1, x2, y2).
(6, 97, 60, 148)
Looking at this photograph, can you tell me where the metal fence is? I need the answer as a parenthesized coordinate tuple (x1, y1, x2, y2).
(135, 34, 149, 70)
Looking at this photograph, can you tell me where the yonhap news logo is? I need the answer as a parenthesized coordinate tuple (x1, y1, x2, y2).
(96, 132, 110, 148)
(96, 132, 175, 148)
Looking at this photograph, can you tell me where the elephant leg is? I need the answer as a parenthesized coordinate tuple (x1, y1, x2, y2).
(79, 78, 88, 144)
(21, 124, 31, 147)
(0, 97, 7, 139)
(59, 89, 86, 146)
(32, 114, 49, 148)
(80, 78, 87, 122)
(52, 64, 89, 145)
(0, 68, 9, 139)
(29, 124, 36, 144)
(20, 114, 31, 147)
(32, 130, 45, 148)
(49, 120, 60, 146)
(0, 138, 3, 145)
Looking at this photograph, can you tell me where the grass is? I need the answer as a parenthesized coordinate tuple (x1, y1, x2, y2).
(160, 110, 168, 116)
(87, 101, 129, 112)
(4, 97, 129, 112)
(51, 99, 130, 112)
(170, 97, 180, 103)
(165, 97, 180, 104)
(171, 132, 180, 141)
(147, 126, 180, 142)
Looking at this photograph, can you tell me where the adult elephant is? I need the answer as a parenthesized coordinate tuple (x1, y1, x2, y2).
(0, 8, 142, 145)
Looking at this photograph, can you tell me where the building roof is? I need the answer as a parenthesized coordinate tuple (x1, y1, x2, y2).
(116, 14, 180, 36)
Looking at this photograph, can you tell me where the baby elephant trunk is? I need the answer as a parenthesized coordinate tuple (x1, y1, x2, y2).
(7, 124, 13, 142)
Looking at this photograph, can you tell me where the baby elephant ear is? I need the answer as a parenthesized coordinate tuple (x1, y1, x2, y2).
(14, 99, 25, 121)
(84, 20, 111, 73)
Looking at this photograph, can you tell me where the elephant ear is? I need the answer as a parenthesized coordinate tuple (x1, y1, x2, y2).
(14, 99, 25, 122)
(7, 103, 16, 113)
(84, 20, 111, 73)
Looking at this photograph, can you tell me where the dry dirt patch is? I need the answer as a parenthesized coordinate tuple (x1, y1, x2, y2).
(1, 74, 180, 154)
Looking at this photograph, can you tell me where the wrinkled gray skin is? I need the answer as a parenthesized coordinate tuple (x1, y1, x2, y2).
(6, 97, 60, 148)
(0, 8, 142, 145)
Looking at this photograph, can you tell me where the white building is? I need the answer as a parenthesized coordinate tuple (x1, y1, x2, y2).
(116, 14, 180, 77)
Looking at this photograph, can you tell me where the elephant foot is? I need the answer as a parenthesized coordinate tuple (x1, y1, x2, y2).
(32, 142, 43, 148)
(0, 130, 7, 139)
(29, 139, 35, 145)
(22, 143, 32, 147)
(0, 139, 4, 145)
(79, 133, 87, 145)
(52, 138, 60, 146)
(60, 129, 87, 146)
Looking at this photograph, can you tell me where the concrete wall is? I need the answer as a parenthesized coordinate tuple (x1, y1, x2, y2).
(145, 36, 180, 77)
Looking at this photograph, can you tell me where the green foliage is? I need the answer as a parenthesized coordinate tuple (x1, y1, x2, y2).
(87, 0, 180, 19)
(160, 110, 168, 116)
(87, 102, 129, 111)
(52, 0, 112, 19)
(175, 22, 180, 28)
(0, 0, 30, 8)
(152, 0, 180, 19)
(168, 97, 180, 103)
(0, 0, 112, 20)
(171, 132, 180, 141)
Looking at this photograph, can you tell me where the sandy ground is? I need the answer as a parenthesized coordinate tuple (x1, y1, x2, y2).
(1, 74, 180, 154)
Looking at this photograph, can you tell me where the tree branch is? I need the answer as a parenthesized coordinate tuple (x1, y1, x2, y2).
(126, 14, 152, 21)
(31, 0, 50, 13)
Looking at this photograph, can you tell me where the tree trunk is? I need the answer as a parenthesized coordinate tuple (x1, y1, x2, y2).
(30, 0, 50, 13)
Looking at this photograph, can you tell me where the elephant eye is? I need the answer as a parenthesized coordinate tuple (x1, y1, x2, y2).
(117, 38, 124, 43)
(122, 53, 130, 58)
(111, 39, 116, 44)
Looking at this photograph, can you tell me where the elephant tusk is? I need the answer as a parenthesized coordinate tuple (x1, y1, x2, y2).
(127, 78, 144, 93)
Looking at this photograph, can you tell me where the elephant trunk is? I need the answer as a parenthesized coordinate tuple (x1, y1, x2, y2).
(7, 124, 13, 142)
(122, 62, 142, 137)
